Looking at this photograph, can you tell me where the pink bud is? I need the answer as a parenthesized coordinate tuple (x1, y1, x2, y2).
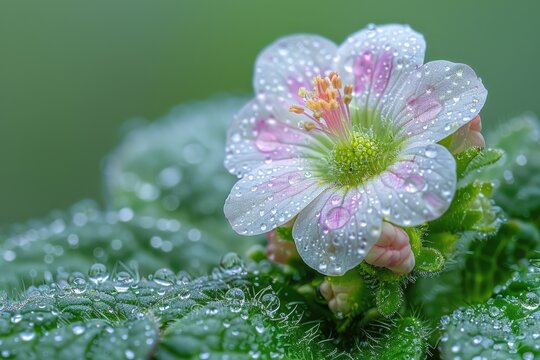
(365, 222, 415, 274)
(265, 228, 299, 265)
(319, 271, 366, 317)
(449, 115, 485, 153)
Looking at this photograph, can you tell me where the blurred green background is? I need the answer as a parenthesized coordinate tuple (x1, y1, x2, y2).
(0, 0, 539, 225)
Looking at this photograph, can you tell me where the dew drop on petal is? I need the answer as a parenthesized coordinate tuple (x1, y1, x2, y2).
(324, 207, 351, 230)
(255, 131, 278, 152)
(424, 145, 438, 158)
(404, 175, 425, 193)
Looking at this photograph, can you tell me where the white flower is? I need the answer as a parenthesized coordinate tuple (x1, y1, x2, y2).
(224, 24, 487, 275)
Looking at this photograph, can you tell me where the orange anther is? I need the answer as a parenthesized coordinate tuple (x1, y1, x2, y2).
(289, 105, 305, 114)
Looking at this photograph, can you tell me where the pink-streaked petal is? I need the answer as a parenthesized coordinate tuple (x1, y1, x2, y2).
(254, 34, 337, 102)
(292, 187, 382, 275)
(383, 61, 487, 145)
(449, 115, 485, 153)
(335, 24, 425, 111)
(224, 158, 327, 236)
(225, 94, 332, 177)
(364, 222, 415, 274)
(370, 144, 456, 226)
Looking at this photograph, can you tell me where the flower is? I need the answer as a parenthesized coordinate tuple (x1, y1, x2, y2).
(224, 24, 487, 275)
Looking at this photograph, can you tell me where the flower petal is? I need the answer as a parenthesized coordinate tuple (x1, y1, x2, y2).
(335, 24, 426, 111)
(225, 94, 332, 177)
(383, 60, 487, 145)
(254, 34, 337, 102)
(224, 158, 327, 236)
(370, 143, 456, 226)
(292, 187, 382, 275)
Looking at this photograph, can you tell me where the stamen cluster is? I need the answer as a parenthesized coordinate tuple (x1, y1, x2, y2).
(289, 72, 353, 136)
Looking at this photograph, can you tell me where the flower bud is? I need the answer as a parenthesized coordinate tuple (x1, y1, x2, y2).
(319, 270, 367, 318)
(365, 222, 415, 274)
(265, 225, 299, 265)
(449, 115, 485, 153)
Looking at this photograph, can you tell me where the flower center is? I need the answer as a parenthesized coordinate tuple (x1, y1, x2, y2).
(329, 132, 382, 186)
(289, 71, 403, 188)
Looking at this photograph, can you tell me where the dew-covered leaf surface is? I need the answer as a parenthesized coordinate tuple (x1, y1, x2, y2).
(0, 200, 237, 292)
(439, 263, 540, 359)
(478, 114, 540, 218)
(0, 257, 333, 360)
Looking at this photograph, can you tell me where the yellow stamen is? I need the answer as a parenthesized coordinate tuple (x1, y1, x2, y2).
(302, 122, 316, 131)
(298, 87, 309, 98)
(343, 95, 352, 105)
(289, 105, 305, 114)
(331, 74, 342, 89)
(344, 84, 353, 96)
(306, 99, 321, 111)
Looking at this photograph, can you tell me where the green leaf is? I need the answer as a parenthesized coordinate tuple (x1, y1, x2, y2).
(414, 247, 444, 274)
(376, 281, 402, 317)
(0, 259, 340, 359)
(275, 226, 294, 242)
(455, 147, 503, 182)
(428, 181, 502, 234)
(353, 317, 428, 359)
(439, 264, 540, 359)
(478, 114, 540, 218)
(0, 200, 251, 292)
(409, 220, 540, 324)
(104, 96, 243, 223)
(103, 96, 258, 261)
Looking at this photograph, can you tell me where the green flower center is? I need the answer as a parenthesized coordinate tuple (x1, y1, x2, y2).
(329, 132, 384, 186)
(314, 107, 403, 188)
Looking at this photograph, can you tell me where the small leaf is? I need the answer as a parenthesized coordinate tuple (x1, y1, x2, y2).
(415, 247, 444, 274)
(376, 281, 402, 317)
(275, 226, 294, 242)
(455, 147, 503, 181)
(354, 317, 428, 359)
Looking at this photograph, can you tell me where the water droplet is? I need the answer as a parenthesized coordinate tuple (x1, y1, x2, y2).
(20, 330, 35, 342)
(324, 207, 351, 230)
(225, 288, 245, 313)
(489, 306, 500, 318)
(424, 145, 438, 158)
(404, 175, 425, 193)
(72, 324, 85, 335)
(255, 131, 278, 152)
(11, 314, 23, 324)
(260, 293, 280, 316)
(178, 288, 191, 300)
(88, 263, 109, 285)
(113, 271, 134, 293)
(69, 273, 87, 294)
(287, 173, 302, 185)
(152, 268, 176, 287)
(220, 253, 245, 276)
(125, 350, 135, 360)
